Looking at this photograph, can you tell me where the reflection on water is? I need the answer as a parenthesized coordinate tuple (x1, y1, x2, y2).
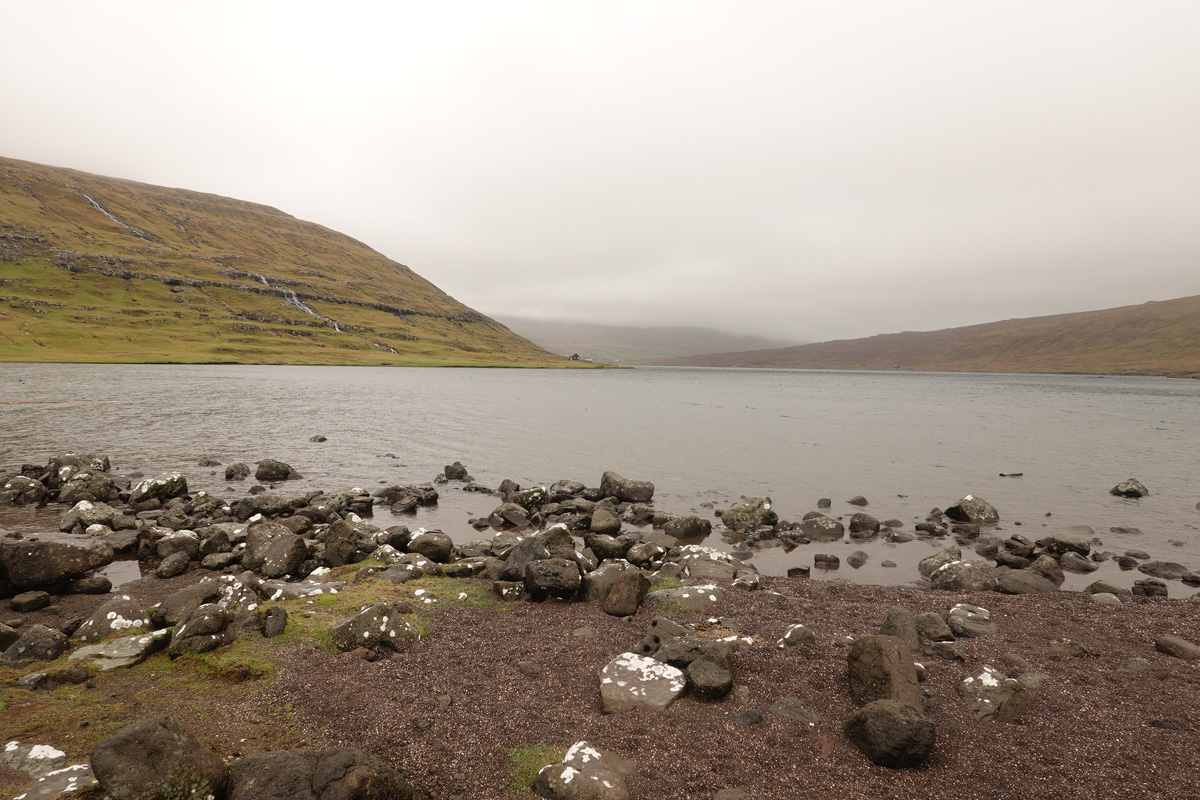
(1, 364, 1198, 594)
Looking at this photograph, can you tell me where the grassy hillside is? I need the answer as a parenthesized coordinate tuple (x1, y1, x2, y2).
(492, 315, 802, 363)
(644, 295, 1200, 377)
(0, 156, 567, 366)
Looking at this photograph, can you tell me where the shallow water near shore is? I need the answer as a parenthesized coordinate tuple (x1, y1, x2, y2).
(2, 363, 1198, 595)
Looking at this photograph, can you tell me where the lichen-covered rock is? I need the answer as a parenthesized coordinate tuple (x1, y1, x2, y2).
(958, 665, 1028, 721)
(600, 652, 686, 713)
(663, 516, 712, 539)
(1110, 478, 1149, 498)
(90, 715, 228, 800)
(534, 741, 635, 800)
(2, 624, 67, 663)
(71, 629, 171, 671)
(0, 475, 49, 505)
(929, 560, 998, 592)
(169, 603, 235, 658)
(797, 514, 844, 542)
(599, 471, 655, 504)
(947, 603, 997, 637)
(58, 471, 122, 505)
(329, 601, 419, 653)
(649, 584, 724, 613)
(129, 472, 188, 505)
(73, 595, 151, 642)
(721, 498, 777, 532)
(0, 741, 71, 780)
(944, 495, 1000, 525)
(407, 529, 455, 563)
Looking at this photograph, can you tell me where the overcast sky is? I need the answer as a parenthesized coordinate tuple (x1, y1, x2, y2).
(3, 1, 1198, 342)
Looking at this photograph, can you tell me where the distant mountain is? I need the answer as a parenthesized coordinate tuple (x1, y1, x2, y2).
(0, 155, 563, 366)
(642, 295, 1200, 377)
(492, 316, 803, 363)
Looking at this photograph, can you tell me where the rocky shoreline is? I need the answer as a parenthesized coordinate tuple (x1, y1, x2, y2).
(2, 453, 1200, 799)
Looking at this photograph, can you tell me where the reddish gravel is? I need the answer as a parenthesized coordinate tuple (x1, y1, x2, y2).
(256, 578, 1200, 800)
(9, 570, 1200, 799)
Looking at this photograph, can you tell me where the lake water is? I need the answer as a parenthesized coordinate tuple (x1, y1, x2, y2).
(2, 364, 1197, 595)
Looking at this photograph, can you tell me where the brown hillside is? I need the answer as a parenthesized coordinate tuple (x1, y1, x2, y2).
(644, 295, 1200, 377)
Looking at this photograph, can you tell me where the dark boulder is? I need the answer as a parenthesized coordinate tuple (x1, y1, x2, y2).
(0, 539, 114, 589)
(945, 495, 999, 525)
(602, 570, 650, 617)
(599, 471, 655, 504)
(844, 700, 936, 768)
(721, 498, 777, 532)
(798, 514, 844, 542)
(228, 747, 412, 800)
(406, 529, 455, 563)
(688, 657, 733, 700)
(663, 515, 712, 539)
(0, 475, 49, 505)
(1110, 478, 1149, 498)
(225, 463, 251, 481)
(255, 459, 300, 482)
(524, 558, 581, 600)
(848, 513, 881, 538)
(129, 473, 189, 505)
(2, 623, 68, 662)
(329, 601, 418, 653)
(90, 715, 228, 800)
(846, 635, 923, 710)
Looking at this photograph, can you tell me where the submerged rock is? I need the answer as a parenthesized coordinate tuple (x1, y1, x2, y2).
(1110, 478, 1149, 498)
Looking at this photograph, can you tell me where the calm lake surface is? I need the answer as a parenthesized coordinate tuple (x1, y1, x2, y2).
(2, 364, 1197, 595)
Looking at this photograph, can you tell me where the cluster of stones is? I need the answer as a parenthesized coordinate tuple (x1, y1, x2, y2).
(4, 715, 413, 800)
(911, 491, 1199, 597)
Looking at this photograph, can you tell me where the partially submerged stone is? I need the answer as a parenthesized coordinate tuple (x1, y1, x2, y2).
(945, 495, 999, 525)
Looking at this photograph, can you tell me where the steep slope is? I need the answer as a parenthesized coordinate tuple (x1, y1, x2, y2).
(644, 295, 1200, 377)
(0, 156, 563, 366)
(491, 315, 802, 363)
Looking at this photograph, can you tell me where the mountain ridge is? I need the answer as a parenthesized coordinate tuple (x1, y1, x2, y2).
(639, 295, 1200, 377)
(0, 155, 564, 366)
(491, 315, 802, 363)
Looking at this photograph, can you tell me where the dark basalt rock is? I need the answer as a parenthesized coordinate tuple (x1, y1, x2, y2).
(91, 715, 229, 800)
(844, 700, 936, 768)
(1110, 478, 1149, 498)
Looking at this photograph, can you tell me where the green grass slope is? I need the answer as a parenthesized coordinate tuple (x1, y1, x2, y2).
(0, 156, 568, 366)
(643, 295, 1200, 377)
